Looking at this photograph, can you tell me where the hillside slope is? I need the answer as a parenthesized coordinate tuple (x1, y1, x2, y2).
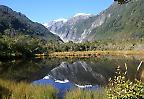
(89, 0, 144, 41)
(0, 5, 62, 41)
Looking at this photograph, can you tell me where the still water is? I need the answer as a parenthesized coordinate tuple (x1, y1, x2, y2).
(0, 55, 144, 98)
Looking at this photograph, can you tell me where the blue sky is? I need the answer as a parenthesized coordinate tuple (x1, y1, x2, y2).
(0, 0, 113, 24)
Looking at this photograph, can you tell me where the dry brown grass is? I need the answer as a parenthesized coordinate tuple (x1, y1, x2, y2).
(49, 50, 144, 58)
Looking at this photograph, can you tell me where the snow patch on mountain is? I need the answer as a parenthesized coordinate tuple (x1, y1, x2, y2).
(73, 13, 92, 17)
(43, 18, 67, 28)
(54, 18, 68, 22)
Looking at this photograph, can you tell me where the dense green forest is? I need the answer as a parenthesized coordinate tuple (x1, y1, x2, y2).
(0, 34, 47, 58)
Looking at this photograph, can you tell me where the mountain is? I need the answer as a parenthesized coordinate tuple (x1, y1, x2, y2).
(0, 5, 62, 41)
(45, 0, 144, 42)
(44, 18, 67, 28)
(44, 13, 95, 42)
(88, 0, 144, 41)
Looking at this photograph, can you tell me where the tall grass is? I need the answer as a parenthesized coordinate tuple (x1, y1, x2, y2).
(0, 79, 57, 99)
(65, 88, 107, 99)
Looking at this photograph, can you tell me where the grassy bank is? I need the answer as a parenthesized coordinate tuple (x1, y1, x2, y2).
(49, 50, 144, 58)
(0, 79, 57, 99)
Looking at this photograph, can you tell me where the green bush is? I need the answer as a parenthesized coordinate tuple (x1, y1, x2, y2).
(107, 66, 144, 99)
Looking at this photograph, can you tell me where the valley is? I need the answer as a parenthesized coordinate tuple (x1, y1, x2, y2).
(0, 0, 144, 99)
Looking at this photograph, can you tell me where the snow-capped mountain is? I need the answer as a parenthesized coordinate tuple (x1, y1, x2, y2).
(43, 11, 110, 42)
(44, 13, 95, 42)
(43, 18, 67, 28)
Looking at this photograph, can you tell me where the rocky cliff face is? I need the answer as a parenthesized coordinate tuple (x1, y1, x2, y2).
(44, 12, 111, 42)
(44, 13, 96, 42)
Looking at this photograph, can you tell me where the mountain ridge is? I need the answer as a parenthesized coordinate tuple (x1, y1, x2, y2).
(45, 0, 144, 42)
(0, 5, 62, 42)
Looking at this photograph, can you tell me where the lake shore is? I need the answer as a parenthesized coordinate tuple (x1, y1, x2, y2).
(49, 50, 144, 58)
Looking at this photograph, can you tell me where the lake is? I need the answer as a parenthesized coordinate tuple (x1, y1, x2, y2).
(0, 55, 144, 99)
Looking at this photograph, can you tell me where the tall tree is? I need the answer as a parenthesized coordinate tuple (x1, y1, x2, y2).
(114, 0, 130, 4)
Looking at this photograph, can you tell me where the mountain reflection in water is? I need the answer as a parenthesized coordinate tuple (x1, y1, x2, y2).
(33, 61, 103, 99)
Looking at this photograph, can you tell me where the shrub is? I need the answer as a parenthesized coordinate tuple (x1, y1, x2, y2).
(107, 65, 144, 99)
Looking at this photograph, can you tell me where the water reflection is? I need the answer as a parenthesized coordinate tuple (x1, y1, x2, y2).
(0, 59, 60, 82)
(48, 61, 106, 85)
(0, 56, 144, 98)
(33, 61, 104, 99)
(33, 56, 144, 99)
